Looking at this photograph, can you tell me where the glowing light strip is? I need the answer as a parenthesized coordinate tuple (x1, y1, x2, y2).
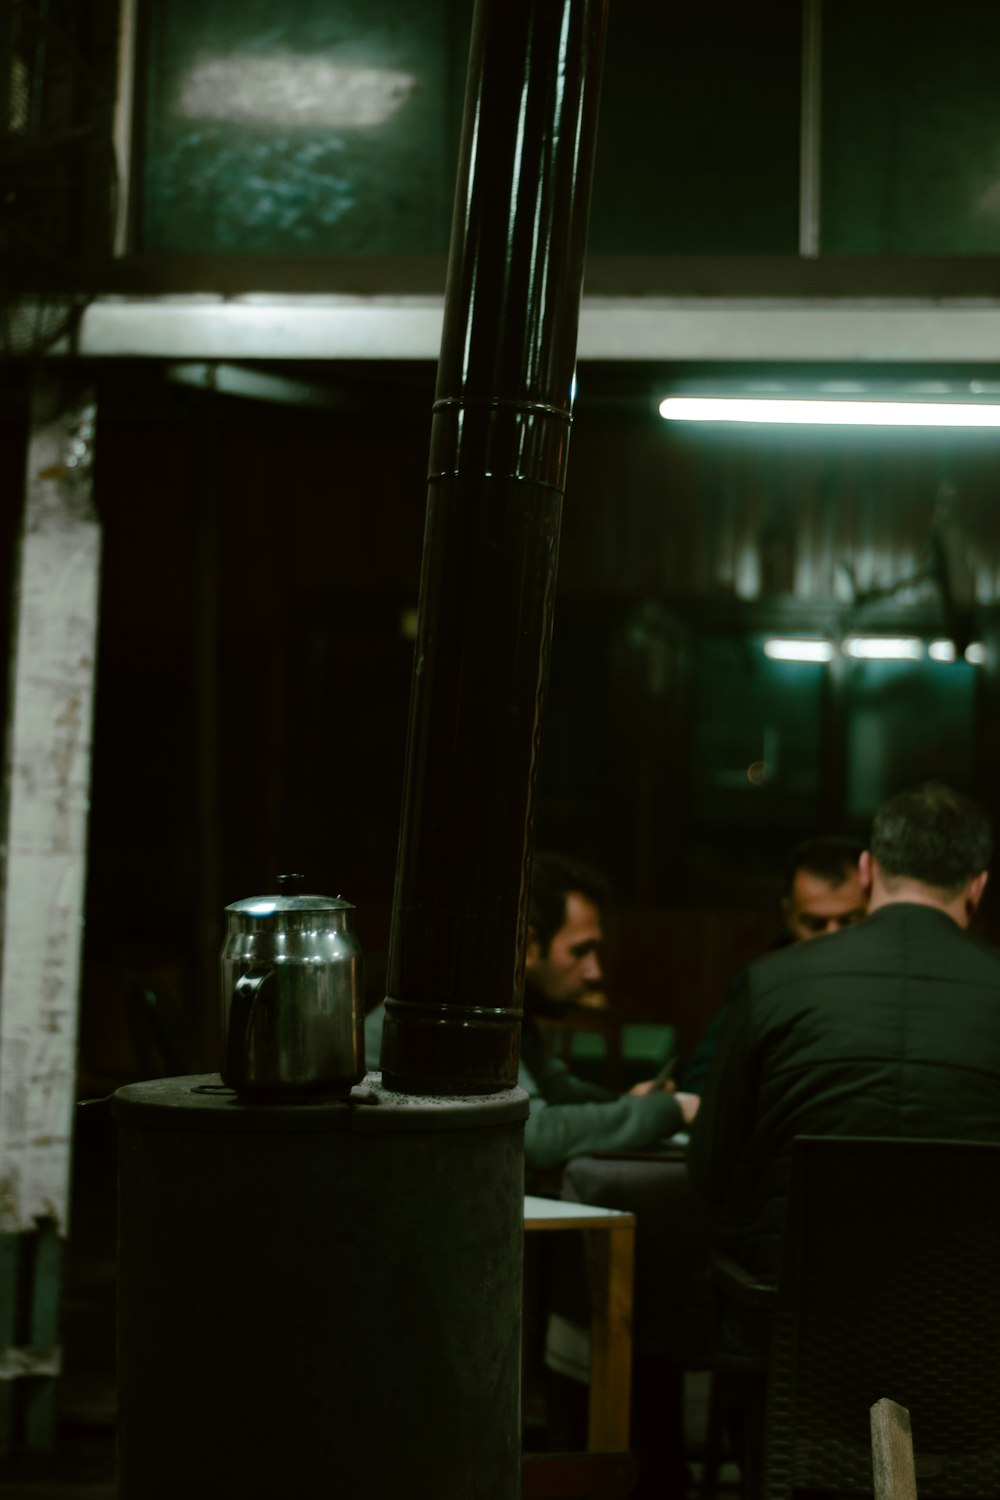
(659, 396, 1000, 427)
(763, 639, 834, 662)
(765, 637, 986, 664)
(844, 637, 924, 659)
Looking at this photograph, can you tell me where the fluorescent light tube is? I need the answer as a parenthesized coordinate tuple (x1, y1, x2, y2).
(659, 397, 1000, 428)
(763, 639, 835, 663)
(843, 637, 924, 660)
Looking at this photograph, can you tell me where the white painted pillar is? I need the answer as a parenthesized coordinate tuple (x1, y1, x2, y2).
(0, 378, 100, 1447)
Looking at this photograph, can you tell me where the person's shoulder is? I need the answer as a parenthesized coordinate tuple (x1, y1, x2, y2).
(746, 903, 1000, 988)
(940, 913, 1000, 971)
(745, 933, 824, 979)
(744, 916, 869, 990)
(873, 904, 1000, 990)
(963, 923, 1000, 961)
(874, 902, 1000, 955)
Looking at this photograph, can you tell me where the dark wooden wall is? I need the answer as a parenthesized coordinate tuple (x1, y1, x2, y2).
(7, 360, 999, 1082)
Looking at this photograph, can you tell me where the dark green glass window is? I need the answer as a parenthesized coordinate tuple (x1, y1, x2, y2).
(588, 1, 801, 255)
(844, 656, 978, 819)
(690, 634, 826, 871)
(139, 0, 469, 255)
(137, 0, 803, 260)
(823, 0, 1000, 254)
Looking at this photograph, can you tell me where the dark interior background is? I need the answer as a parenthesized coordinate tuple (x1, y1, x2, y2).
(44, 355, 1000, 1086)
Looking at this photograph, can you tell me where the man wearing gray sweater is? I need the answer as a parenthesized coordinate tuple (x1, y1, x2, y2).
(516, 852, 698, 1175)
(365, 852, 698, 1177)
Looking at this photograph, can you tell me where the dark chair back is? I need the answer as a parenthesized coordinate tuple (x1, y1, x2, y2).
(763, 1136, 1000, 1500)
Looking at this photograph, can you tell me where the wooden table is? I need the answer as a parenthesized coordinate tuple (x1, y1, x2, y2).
(523, 1194, 637, 1452)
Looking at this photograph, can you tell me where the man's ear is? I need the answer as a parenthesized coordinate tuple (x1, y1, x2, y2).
(966, 869, 989, 921)
(525, 925, 541, 969)
(859, 850, 874, 895)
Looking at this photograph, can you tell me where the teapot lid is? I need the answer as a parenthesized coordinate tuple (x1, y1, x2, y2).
(225, 873, 355, 918)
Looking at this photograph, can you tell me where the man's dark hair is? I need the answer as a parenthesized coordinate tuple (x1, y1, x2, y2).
(870, 781, 993, 894)
(528, 853, 610, 954)
(784, 835, 863, 894)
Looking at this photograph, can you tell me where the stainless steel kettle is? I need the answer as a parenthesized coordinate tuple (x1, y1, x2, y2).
(220, 874, 364, 1098)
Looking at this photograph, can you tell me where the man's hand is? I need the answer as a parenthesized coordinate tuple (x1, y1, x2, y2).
(627, 1078, 700, 1125)
(674, 1091, 700, 1126)
(628, 1052, 679, 1098)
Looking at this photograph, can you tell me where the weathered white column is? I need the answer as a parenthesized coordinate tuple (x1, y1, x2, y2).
(0, 378, 101, 1450)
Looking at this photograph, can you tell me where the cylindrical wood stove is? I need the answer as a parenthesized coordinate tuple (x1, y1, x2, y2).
(115, 1076, 527, 1499)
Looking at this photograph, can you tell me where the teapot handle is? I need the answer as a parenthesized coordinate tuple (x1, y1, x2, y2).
(223, 966, 274, 1090)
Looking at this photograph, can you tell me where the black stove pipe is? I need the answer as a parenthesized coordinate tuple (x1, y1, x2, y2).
(381, 0, 610, 1094)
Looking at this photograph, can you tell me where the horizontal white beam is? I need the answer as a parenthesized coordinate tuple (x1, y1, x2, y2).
(580, 303, 1000, 362)
(74, 296, 443, 360)
(61, 293, 1000, 363)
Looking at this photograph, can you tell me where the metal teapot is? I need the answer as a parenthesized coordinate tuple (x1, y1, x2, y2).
(220, 874, 364, 1099)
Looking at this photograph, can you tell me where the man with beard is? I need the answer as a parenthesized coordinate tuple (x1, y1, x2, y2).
(516, 852, 699, 1174)
(365, 852, 698, 1174)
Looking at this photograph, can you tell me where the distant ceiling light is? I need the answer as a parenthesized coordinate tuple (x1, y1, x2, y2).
(843, 637, 924, 660)
(763, 638, 835, 663)
(659, 397, 1000, 428)
(929, 640, 987, 664)
(179, 56, 417, 129)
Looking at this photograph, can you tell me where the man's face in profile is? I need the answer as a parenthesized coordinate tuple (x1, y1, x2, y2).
(525, 891, 604, 1008)
(783, 867, 868, 941)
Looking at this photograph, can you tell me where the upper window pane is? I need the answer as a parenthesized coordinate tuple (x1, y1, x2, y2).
(136, 0, 803, 261)
(823, 0, 1000, 254)
(587, 1, 802, 255)
(138, 0, 467, 255)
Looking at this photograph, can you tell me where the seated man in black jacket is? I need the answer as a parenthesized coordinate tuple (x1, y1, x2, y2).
(688, 781, 1000, 1354)
(679, 834, 868, 1094)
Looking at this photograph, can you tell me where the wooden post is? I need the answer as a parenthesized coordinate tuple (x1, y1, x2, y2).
(871, 1397, 918, 1500)
(587, 1221, 635, 1453)
(0, 377, 101, 1449)
(522, 1197, 636, 1454)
